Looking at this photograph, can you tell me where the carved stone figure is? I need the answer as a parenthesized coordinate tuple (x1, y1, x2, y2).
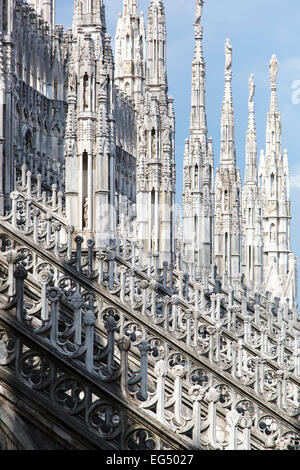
(269, 54, 278, 83)
(248, 73, 255, 103)
(225, 38, 232, 70)
(194, 0, 204, 25)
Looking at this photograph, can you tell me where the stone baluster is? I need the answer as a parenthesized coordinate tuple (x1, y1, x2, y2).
(226, 409, 241, 450)
(117, 336, 131, 397)
(170, 365, 185, 425)
(170, 295, 180, 332)
(228, 287, 234, 307)
(254, 305, 260, 325)
(207, 326, 216, 362)
(104, 310, 118, 376)
(150, 280, 158, 318)
(277, 338, 284, 367)
(258, 359, 266, 395)
(53, 222, 61, 257)
(52, 184, 57, 211)
(266, 301, 273, 333)
(38, 270, 53, 321)
(25, 198, 32, 230)
(129, 269, 136, 306)
(98, 252, 106, 285)
(185, 309, 193, 347)
(131, 241, 137, 268)
(57, 191, 63, 214)
(66, 225, 74, 260)
(45, 213, 52, 245)
(162, 297, 170, 331)
(128, 340, 152, 402)
(169, 263, 174, 292)
(87, 240, 95, 277)
(42, 191, 47, 206)
(10, 192, 19, 228)
(254, 357, 260, 394)
(282, 302, 289, 322)
(200, 286, 206, 310)
(236, 340, 243, 378)
(184, 273, 189, 301)
(14, 264, 28, 323)
(244, 314, 251, 345)
(194, 282, 201, 310)
(177, 272, 184, 300)
(47, 287, 62, 347)
(232, 342, 237, 379)
(107, 251, 115, 291)
(189, 386, 205, 449)
(260, 326, 268, 355)
(206, 388, 220, 449)
(241, 297, 247, 317)
(276, 370, 284, 409)
(70, 289, 85, 346)
(119, 266, 127, 303)
(5, 251, 19, 298)
(210, 293, 216, 321)
(75, 235, 83, 272)
(192, 308, 199, 347)
(239, 412, 252, 450)
(84, 310, 96, 373)
(141, 360, 168, 424)
(32, 208, 40, 244)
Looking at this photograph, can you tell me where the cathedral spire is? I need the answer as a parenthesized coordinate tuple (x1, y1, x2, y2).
(220, 38, 236, 166)
(73, 0, 105, 29)
(123, 0, 138, 17)
(245, 74, 257, 184)
(266, 54, 281, 156)
(146, 0, 167, 90)
(115, 0, 145, 102)
(190, 0, 207, 147)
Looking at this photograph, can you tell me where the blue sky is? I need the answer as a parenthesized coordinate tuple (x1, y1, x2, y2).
(56, 0, 300, 301)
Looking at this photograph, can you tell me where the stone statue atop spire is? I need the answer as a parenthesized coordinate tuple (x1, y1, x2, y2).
(269, 54, 278, 84)
(225, 38, 232, 71)
(248, 73, 255, 103)
(194, 0, 204, 25)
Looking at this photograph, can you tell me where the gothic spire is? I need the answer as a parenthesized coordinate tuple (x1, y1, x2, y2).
(266, 54, 281, 156)
(146, 0, 167, 90)
(115, 0, 145, 101)
(73, 0, 105, 29)
(245, 74, 257, 184)
(123, 0, 138, 17)
(190, 0, 207, 147)
(220, 38, 236, 166)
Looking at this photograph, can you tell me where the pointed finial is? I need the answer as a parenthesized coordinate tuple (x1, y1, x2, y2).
(225, 38, 232, 71)
(194, 0, 204, 25)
